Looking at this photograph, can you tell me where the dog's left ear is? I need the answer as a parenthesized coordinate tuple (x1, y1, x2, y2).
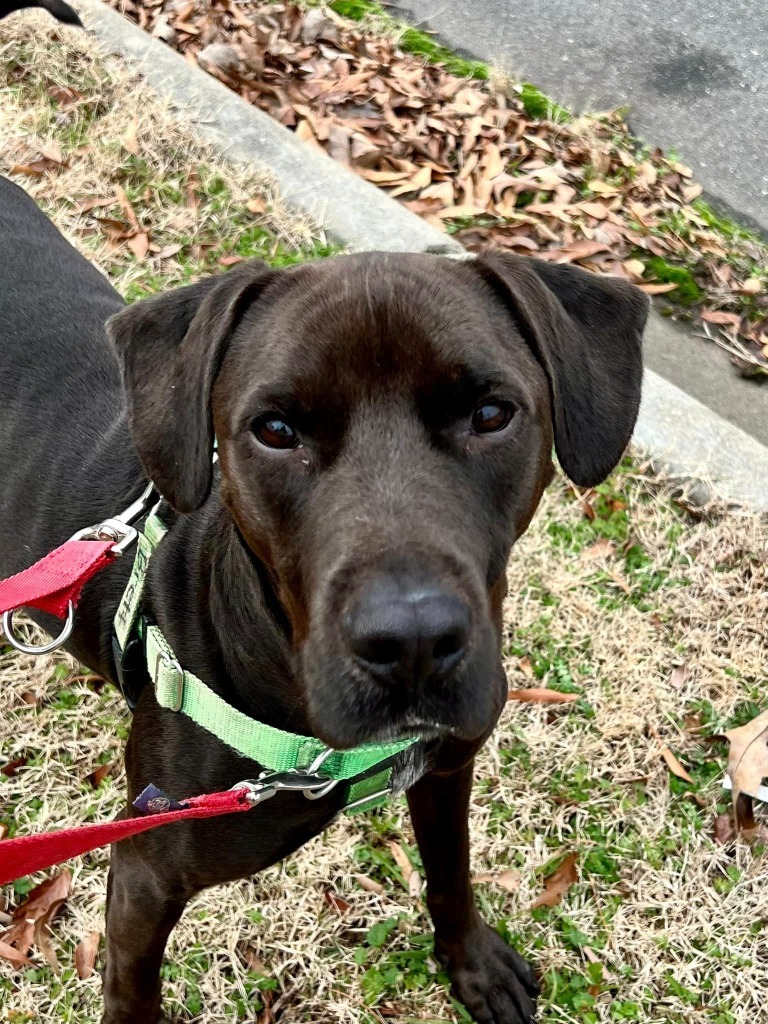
(107, 260, 273, 513)
(474, 252, 648, 487)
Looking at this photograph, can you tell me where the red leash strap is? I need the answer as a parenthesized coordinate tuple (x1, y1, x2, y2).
(0, 789, 251, 886)
(0, 540, 116, 619)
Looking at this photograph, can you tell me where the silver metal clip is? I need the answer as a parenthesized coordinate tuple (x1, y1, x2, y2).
(1, 482, 158, 657)
(231, 750, 340, 807)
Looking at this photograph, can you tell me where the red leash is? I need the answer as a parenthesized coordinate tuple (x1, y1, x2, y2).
(0, 788, 252, 886)
(0, 516, 253, 886)
(0, 540, 116, 619)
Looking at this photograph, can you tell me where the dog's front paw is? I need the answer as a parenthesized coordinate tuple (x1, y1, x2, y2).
(439, 923, 539, 1023)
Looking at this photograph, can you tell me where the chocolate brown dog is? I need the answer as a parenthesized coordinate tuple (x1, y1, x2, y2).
(0, 175, 647, 1023)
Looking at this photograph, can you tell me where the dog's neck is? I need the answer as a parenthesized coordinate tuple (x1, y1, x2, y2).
(146, 495, 312, 734)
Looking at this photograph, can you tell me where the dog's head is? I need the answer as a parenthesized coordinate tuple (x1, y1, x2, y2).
(108, 252, 647, 749)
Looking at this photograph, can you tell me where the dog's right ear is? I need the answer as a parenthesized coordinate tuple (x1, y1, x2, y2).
(107, 260, 273, 513)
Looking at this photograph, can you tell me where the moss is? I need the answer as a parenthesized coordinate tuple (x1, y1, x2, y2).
(518, 82, 570, 122)
(692, 199, 762, 244)
(643, 256, 704, 305)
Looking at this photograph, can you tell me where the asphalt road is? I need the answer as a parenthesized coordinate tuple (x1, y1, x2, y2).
(393, 0, 768, 235)
(392, 0, 768, 446)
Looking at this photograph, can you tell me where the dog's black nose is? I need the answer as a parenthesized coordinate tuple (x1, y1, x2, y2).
(347, 580, 470, 686)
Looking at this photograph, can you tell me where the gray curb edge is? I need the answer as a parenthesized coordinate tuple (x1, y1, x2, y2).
(79, 0, 768, 511)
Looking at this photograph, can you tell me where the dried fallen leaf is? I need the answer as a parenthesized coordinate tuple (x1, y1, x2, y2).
(530, 853, 578, 909)
(389, 841, 414, 883)
(518, 656, 534, 678)
(741, 278, 763, 295)
(0, 938, 30, 967)
(637, 282, 678, 295)
(74, 931, 101, 979)
(2, 755, 28, 776)
(86, 762, 113, 788)
(127, 232, 150, 261)
(648, 724, 694, 784)
(725, 709, 768, 829)
(354, 873, 384, 894)
(471, 869, 521, 892)
(122, 118, 140, 155)
(668, 664, 690, 690)
(622, 259, 646, 281)
(701, 310, 741, 326)
(0, 871, 71, 967)
(507, 688, 580, 705)
(713, 813, 735, 846)
(581, 538, 615, 560)
(323, 888, 351, 915)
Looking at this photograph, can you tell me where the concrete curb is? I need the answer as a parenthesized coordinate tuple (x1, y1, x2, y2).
(79, 0, 768, 510)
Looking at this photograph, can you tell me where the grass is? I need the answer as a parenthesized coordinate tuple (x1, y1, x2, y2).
(0, 17, 335, 302)
(2, 12, 768, 1024)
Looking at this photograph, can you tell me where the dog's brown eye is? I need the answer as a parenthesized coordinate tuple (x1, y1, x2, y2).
(471, 402, 513, 434)
(252, 415, 299, 450)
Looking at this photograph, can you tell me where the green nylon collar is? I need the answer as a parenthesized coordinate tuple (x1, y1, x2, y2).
(113, 510, 417, 800)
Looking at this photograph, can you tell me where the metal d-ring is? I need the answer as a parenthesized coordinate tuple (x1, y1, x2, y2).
(303, 747, 339, 800)
(2, 599, 75, 655)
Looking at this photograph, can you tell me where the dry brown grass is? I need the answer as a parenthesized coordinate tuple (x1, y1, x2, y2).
(1, 12, 767, 1024)
(2, 471, 766, 1024)
(0, 10, 324, 298)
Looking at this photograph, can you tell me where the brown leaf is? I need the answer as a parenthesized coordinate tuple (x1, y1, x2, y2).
(1, 755, 28, 777)
(587, 180, 619, 197)
(122, 118, 140, 155)
(471, 869, 521, 892)
(682, 183, 703, 203)
(47, 84, 81, 107)
(114, 185, 139, 232)
(725, 709, 768, 829)
(622, 259, 646, 281)
(153, 243, 184, 260)
(241, 944, 266, 972)
(76, 196, 115, 214)
(354, 873, 384, 894)
(530, 853, 578, 909)
(701, 310, 741, 326)
(507, 688, 579, 705)
(1, 871, 71, 963)
(9, 162, 46, 178)
(0, 938, 31, 967)
(388, 841, 414, 883)
(323, 888, 351, 915)
(518, 656, 534, 679)
(713, 813, 735, 846)
(581, 538, 615, 560)
(127, 232, 150, 261)
(637, 282, 678, 295)
(86, 762, 113, 788)
(74, 931, 101, 979)
(668, 664, 690, 690)
(741, 278, 763, 296)
(648, 724, 694, 784)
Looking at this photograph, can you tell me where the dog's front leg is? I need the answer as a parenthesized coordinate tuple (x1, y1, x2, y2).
(407, 761, 539, 1024)
(101, 838, 193, 1024)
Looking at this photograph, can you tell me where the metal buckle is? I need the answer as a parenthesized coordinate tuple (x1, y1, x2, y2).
(2, 599, 75, 656)
(70, 481, 158, 557)
(154, 647, 184, 712)
(302, 747, 339, 800)
(231, 749, 340, 807)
